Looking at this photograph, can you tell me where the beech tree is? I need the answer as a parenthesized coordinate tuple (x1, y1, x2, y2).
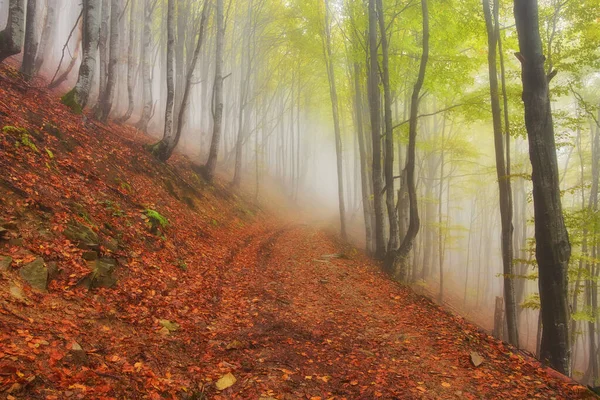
(0, 0, 24, 62)
(514, 0, 571, 375)
(63, 0, 100, 112)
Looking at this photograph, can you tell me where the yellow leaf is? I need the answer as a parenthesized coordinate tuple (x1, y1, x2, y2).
(442, 382, 451, 388)
(416, 386, 427, 392)
(216, 372, 237, 390)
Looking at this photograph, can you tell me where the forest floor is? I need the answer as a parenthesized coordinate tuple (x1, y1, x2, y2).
(0, 65, 596, 400)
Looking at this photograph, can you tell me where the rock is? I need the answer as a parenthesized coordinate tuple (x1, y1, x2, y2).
(104, 238, 119, 252)
(0, 256, 13, 270)
(470, 351, 484, 367)
(69, 341, 88, 366)
(82, 251, 98, 261)
(2, 221, 18, 230)
(8, 238, 23, 247)
(78, 258, 117, 289)
(9, 283, 25, 300)
(20, 258, 48, 290)
(47, 261, 59, 280)
(159, 319, 180, 332)
(64, 221, 99, 250)
(226, 340, 245, 350)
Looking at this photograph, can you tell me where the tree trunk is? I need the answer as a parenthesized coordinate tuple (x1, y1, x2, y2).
(354, 62, 374, 255)
(19, 0, 38, 79)
(135, 0, 154, 132)
(377, 0, 398, 254)
(96, 0, 110, 104)
(387, 0, 429, 279)
(0, 0, 24, 62)
(483, 0, 518, 348)
(66, 0, 100, 112)
(323, 0, 347, 240)
(204, 0, 224, 182)
(149, 0, 209, 162)
(33, 0, 56, 74)
(116, 0, 136, 123)
(367, 0, 385, 258)
(95, 0, 120, 122)
(514, 0, 571, 375)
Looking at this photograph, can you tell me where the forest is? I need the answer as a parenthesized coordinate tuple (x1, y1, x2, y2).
(0, 0, 599, 397)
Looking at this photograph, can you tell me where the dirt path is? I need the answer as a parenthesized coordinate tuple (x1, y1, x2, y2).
(201, 225, 593, 399)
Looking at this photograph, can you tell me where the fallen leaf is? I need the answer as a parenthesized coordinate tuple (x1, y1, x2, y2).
(215, 372, 237, 390)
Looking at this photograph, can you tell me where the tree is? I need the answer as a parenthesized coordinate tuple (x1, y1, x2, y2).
(63, 0, 101, 112)
(367, 0, 386, 259)
(148, 0, 210, 161)
(482, 0, 518, 348)
(322, 0, 347, 240)
(135, 0, 156, 132)
(204, 0, 225, 182)
(20, 0, 38, 79)
(377, 0, 399, 254)
(34, 0, 57, 74)
(385, 0, 429, 279)
(514, 0, 571, 375)
(95, 0, 121, 122)
(0, 0, 25, 63)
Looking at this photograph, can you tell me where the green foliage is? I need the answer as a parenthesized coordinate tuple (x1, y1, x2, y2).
(144, 209, 169, 234)
(520, 293, 541, 310)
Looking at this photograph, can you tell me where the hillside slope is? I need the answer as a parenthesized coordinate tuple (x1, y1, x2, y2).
(0, 66, 595, 399)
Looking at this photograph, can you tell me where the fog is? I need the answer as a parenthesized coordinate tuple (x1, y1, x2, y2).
(2, 0, 598, 385)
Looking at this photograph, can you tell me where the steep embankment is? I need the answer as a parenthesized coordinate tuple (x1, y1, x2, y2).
(0, 66, 595, 399)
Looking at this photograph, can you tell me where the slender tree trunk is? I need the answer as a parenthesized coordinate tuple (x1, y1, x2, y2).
(95, 0, 120, 122)
(19, 0, 38, 79)
(97, 0, 109, 103)
(149, 0, 209, 162)
(152, 0, 175, 160)
(483, 0, 518, 348)
(323, 0, 347, 240)
(204, 0, 224, 182)
(135, 0, 154, 132)
(367, 0, 385, 258)
(33, 0, 56, 74)
(66, 0, 100, 111)
(387, 0, 429, 280)
(116, 0, 136, 123)
(514, 0, 571, 375)
(354, 63, 374, 255)
(376, 0, 398, 254)
(0, 0, 24, 62)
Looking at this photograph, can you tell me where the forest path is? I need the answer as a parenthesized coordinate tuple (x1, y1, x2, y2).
(202, 224, 592, 399)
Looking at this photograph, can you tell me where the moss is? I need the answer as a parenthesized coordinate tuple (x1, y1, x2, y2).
(144, 209, 169, 235)
(61, 89, 83, 115)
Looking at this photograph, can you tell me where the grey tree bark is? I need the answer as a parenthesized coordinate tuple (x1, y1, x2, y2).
(135, 0, 155, 132)
(483, 0, 518, 348)
(386, 0, 429, 279)
(367, 0, 385, 258)
(149, 0, 209, 162)
(204, 0, 224, 182)
(65, 0, 100, 112)
(323, 0, 347, 241)
(20, 0, 38, 79)
(33, 0, 56, 74)
(514, 0, 571, 375)
(0, 0, 24, 62)
(376, 0, 399, 254)
(95, 0, 120, 122)
(116, 0, 136, 123)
